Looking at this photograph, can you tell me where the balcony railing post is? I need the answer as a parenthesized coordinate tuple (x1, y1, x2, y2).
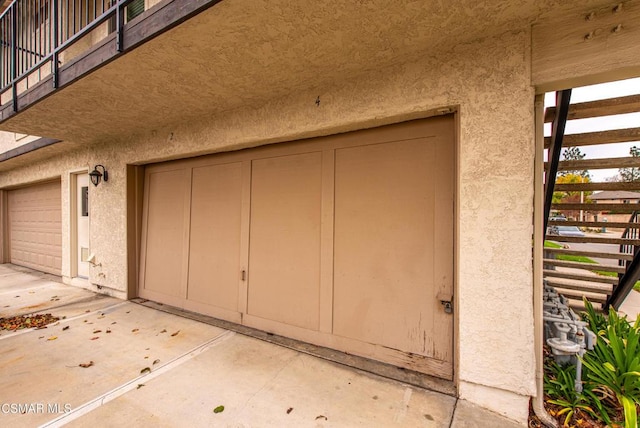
(11, 2, 17, 112)
(52, 0, 59, 88)
(116, 0, 124, 52)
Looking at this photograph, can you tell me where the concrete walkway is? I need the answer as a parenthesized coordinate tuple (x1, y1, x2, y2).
(0, 264, 522, 427)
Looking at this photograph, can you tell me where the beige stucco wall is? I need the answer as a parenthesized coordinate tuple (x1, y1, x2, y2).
(0, 131, 40, 154)
(0, 29, 536, 422)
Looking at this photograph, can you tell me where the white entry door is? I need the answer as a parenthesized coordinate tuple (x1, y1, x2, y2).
(76, 174, 90, 278)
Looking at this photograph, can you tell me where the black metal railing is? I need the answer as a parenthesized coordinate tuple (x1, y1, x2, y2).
(618, 210, 639, 270)
(0, 0, 144, 109)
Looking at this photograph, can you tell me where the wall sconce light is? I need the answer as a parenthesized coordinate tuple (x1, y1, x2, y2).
(89, 165, 108, 187)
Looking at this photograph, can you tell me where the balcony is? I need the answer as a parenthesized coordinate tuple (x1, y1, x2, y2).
(0, 0, 577, 146)
(0, 0, 223, 142)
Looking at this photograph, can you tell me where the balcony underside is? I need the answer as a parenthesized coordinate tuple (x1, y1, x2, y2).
(0, 0, 601, 145)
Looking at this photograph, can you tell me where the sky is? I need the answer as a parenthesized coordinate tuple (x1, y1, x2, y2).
(544, 77, 640, 182)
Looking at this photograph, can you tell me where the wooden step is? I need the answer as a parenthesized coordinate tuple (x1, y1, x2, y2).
(545, 276, 615, 292)
(543, 259, 626, 274)
(544, 94, 640, 122)
(544, 270, 619, 284)
(544, 127, 640, 149)
(553, 181, 640, 192)
(546, 285, 609, 304)
(551, 203, 640, 213)
(543, 247, 633, 261)
(548, 220, 639, 229)
(550, 156, 640, 171)
(544, 235, 640, 245)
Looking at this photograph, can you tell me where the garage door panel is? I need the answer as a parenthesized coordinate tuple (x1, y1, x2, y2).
(8, 181, 62, 276)
(139, 117, 455, 380)
(187, 162, 243, 311)
(333, 138, 452, 363)
(248, 152, 323, 331)
(142, 168, 190, 298)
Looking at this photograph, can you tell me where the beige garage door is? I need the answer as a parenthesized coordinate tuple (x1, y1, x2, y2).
(8, 180, 62, 276)
(140, 115, 454, 379)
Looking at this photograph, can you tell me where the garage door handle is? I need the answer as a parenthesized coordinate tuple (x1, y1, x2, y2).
(241, 270, 246, 281)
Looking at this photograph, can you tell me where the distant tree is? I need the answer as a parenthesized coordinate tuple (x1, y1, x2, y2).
(559, 147, 590, 179)
(618, 145, 640, 182)
(552, 173, 592, 219)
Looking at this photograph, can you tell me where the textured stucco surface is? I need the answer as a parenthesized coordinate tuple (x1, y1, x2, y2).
(0, 0, 588, 142)
(0, 131, 39, 154)
(0, 27, 537, 420)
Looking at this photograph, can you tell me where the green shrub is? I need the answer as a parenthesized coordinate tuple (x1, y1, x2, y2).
(581, 300, 640, 428)
(544, 361, 603, 426)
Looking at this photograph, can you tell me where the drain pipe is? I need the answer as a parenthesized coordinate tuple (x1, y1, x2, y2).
(533, 94, 558, 427)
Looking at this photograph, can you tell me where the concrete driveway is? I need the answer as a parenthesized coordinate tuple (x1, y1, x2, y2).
(0, 264, 521, 427)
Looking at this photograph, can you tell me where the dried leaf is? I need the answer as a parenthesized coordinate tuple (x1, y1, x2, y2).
(152, 359, 160, 365)
(62, 326, 70, 331)
(213, 405, 224, 414)
(106, 329, 111, 334)
(137, 384, 145, 389)
(90, 337, 99, 340)
(0, 314, 60, 331)
(85, 310, 90, 313)
(315, 415, 327, 421)
(132, 328, 139, 333)
(47, 336, 57, 341)
(171, 330, 180, 337)
(79, 361, 94, 368)
(111, 322, 116, 325)
(93, 330, 102, 334)
(160, 329, 167, 333)
(287, 408, 293, 414)
(140, 367, 151, 374)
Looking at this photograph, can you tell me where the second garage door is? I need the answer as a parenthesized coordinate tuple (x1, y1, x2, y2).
(139, 116, 454, 379)
(8, 180, 62, 276)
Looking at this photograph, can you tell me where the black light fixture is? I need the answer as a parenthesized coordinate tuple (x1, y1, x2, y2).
(89, 165, 108, 187)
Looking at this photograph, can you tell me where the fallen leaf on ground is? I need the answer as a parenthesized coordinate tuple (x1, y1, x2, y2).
(287, 408, 293, 414)
(213, 405, 225, 414)
(38, 336, 44, 339)
(93, 330, 102, 334)
(106, 329, 111, 333)
(140, 367, 151, 374)
(47, 336, 58, 341)
(152, 359, 160, 365)
(0, 314, 60, 331)
(111, 322, 116, 325)
(171, 330, 180, 337)
(85, 310, 90, 313)
(62, 326, 69, 331)
(316, 415, 328, 421)
(132, 328, 139, 333)
(160, 329, 167, 333)
(90, 337, 99, 340)
(137, 384, 145, 389)
(79, 361, 94, 368)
